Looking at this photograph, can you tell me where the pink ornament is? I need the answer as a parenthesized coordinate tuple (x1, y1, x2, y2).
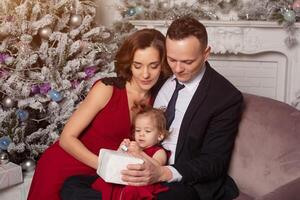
(0, 69, 9, 78)
(293, 0, 300, 13)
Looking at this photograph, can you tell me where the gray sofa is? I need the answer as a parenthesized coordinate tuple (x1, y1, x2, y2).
(230, 94, 300, 200)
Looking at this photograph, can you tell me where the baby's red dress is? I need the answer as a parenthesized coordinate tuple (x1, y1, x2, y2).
(91, 145, 169, 200)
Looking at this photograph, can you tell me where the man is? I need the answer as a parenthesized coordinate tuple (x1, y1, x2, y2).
(61, 16, 243, 200)
(121, 16, 243, 200)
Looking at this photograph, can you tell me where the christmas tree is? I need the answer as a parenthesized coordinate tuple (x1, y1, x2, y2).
(0, 0, 133, 164)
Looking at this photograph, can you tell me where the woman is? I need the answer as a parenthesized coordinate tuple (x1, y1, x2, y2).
(28, 28, 170, 200)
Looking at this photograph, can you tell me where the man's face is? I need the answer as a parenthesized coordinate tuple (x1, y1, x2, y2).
(166, 36, 210, 83)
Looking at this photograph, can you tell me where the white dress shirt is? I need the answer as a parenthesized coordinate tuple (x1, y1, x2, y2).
(154, 66, 206, 182)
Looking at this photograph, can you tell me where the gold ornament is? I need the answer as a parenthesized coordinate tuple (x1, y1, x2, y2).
(0, 31, 8, 40)
(70, 14, 83, 27)
(158, 0, 170, 10)
(39, 27, 52, 40)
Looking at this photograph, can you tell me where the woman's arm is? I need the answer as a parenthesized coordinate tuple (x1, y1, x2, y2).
(59, 81, 113, 169)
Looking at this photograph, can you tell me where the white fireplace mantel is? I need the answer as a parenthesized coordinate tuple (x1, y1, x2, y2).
(130, 20, 300, 105)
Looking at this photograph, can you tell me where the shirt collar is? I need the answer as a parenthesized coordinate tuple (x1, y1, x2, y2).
(171, 64, 206, 92)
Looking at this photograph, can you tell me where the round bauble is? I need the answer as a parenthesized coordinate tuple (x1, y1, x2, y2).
(48, 90, 63, 102)
(0, 152, 9, 165)
(0, 31, 8, 40)
(39, 27, 52, 40)
(16, 109, 29, 122)
(160, 1, 170, 10)
(0, 136, 11, 150)
(135, 6, 144, 14)
(70, 14, 83, 27)
(283, 9, 296, 23)
(127, 7, 136, 16)
(21, 158, 36, 172)
(2, 96, 15, 108)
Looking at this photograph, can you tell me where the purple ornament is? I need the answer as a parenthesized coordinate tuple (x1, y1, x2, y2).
(39, 83, 51, 95)
(0, 69, 9, 78)
(0, 53, 9, 64)
(30, 84, 40, 95)
(71, 80, 80, 89)
(84, 66, 97, 79)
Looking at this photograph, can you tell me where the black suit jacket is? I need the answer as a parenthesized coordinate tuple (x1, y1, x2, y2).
(169, 62, 243, 200)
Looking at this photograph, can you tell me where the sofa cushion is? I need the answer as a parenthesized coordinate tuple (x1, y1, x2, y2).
(234, 192, 253, 200)
(229, 94, 300, 197)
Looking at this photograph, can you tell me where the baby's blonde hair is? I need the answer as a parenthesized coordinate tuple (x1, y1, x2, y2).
(133, 106, 169, 141)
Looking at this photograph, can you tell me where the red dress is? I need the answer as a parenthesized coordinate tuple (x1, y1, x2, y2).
(28, 84, 131, 200)
(91, 145, 169, 200)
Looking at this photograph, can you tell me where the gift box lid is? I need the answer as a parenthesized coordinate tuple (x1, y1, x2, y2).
(97, 149, 144, 185)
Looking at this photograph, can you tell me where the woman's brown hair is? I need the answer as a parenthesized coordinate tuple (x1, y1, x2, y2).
(115, 28, 170, 81)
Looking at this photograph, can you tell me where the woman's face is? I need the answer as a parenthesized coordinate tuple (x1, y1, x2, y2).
(130, 47, 162, 92)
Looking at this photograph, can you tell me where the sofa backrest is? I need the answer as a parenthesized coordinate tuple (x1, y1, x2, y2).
(228, 93, 300, 197)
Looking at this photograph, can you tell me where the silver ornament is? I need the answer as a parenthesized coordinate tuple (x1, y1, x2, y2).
(21, 158, 36, 172)
(283, 9, 296, 23)
(2, 96, 15, 108)
(0, 152, 9, 165)
(70, 14, 83, 27)
(135, 6, 144, 14)
(159, 1, 170, 10)
(39, 27, 52, 40)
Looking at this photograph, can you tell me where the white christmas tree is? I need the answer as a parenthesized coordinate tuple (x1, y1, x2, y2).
(0, 0, 133, 164)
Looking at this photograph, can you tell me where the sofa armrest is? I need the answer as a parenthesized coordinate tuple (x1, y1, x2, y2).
(255, 177, 300, 200)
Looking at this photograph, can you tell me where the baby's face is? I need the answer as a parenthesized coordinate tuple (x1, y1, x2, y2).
(134, 115, 162, 149)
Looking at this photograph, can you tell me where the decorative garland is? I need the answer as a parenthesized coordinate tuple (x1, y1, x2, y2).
(117, 0, 300, 47)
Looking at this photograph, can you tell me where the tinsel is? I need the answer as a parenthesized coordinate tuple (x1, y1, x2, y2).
(119, 0, 300, 47)
(0, 0, 134, 163)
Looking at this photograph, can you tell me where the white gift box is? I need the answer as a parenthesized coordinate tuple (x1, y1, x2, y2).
(0, 162, 23, 190)
(97, 149, 144, 185)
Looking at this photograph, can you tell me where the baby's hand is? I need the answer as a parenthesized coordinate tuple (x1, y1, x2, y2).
(118, 138, 131, 152)
(127, 141, 142, 155)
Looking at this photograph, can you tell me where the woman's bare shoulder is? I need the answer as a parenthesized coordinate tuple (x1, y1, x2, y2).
(87, 80, 114, 103)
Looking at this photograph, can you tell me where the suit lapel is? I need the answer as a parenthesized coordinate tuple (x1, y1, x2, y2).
(175, 62, 213, 160)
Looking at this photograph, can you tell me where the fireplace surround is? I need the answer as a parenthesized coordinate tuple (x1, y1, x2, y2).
(130, 20, 300, 105)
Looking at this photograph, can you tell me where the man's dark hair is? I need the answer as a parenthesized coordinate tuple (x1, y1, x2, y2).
(166, 16, 208, 49)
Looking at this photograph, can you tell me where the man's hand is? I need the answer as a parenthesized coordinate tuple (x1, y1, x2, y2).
(121, 157, 172, 186)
